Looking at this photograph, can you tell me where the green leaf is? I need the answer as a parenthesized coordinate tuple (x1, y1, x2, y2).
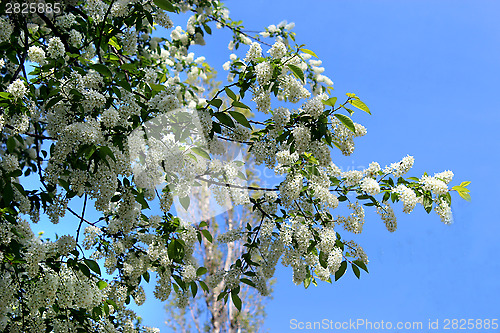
(2, 183, 13, 204)
(349, 99, 371, 115)
(335, 261, 347, 281)
(352, 264, 361, 279)
(0, 92, 11, 99)
(225, 87, 238, 101)
(78, 263, 91, 277)
(98, 146, 116, 162)
(45, 95, 64, 110)
(91, 64, 112, 77)
(58, 179, 70, 192)
(143, 271, 150, 283)
(103, 302, 110, 316)
(231, 100, 251, 110)
(452, 185, 469, 193)
(214, 112, 236, 128)
(108, 37, 121, 50)
(190, 281, 198, 298)
(179, 196, 190, 210)
(153, 0, 175, 12)
(199, 280, 209, 293)
(460, 181, 471, 187)
(343, 106, 354, 116)
(240, 278, 256, 287)
(301, 48, 318, 58)
(229, 111, 252, 129)
(423, 195, 433, 213)
(353, 260, 369, 273)
(12, 183, 26, 196)
(231, 291, 242, 312)
(97, 280, 108, 290)
(217, 291, 227, 301)
(457, 191, 471, 201)
(191, 147, 211, 160)
(135, 192, 150, 210)
(322, 97, 337, 107)
(120, 63, 136, 72)
(288, 64, 305, 82)
(196, 267, 207, 276)
(106, 299, 118, 310)
(200, 229, 213, 243)
(84, 259, 101, 275)
(149, 83, 166, 91)
(334, 114, 356, 133)
(304, 276, 311, 289)
(208, 98, 223, 108)
(116, 79, 132, 92)
(319, 251, 328, 268)
(168, 239, 186, 262)
(202, 22, 212, 35)
(6, 137, 16, 153)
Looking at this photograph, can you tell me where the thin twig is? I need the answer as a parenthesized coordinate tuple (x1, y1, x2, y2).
(75, 193, 88, 243)
(195, 175, 277, 192)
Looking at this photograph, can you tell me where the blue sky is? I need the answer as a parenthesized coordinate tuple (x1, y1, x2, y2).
(32, 0, 500, 331)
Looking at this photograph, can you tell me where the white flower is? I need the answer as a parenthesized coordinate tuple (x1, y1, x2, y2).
(342, 170, 363, 187)
(393, 184, 417, 213)
(156, 11, 173, 28)
(268, 41, 287, 59)
(434, 170, 454, 184)
(389, 155, 415, 177)
(364, 162, 381, 177)
(56, 235, 76, 255)
(318, 227, 337, 253)
(255, 61, 273, 86)
(110, 0, 131, 18)
(360, 177, 381, 195)
(55, 13, 77, 29)
(377, 204, 397, 232)
(421, 175, 448, 195)
(327, 247, 343, 274)
(0, 17, 13, 43)
(281, 75, 310, 103)
(244, 42, 262, 62)
(7, 79, 27, 100)
(69, 30, 83, 48)
(252, 89, 271, 112)
(434, 198, 453, 224)
(1, 154, 19, 172)
(28, 46, 46, 64)
(182, 265, 197, 283)
(316, 74, 333, 86)
(272, 107, 290, 129)
(301, 95, 325, 119)
(217, 228, 242, 243)
(101, 108, 120, 127)
(292, 125, 311, 153)
(47, 37, 65, 58)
